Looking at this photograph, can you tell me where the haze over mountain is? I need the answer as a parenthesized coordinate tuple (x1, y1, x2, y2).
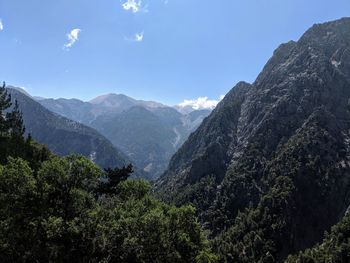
(7, 87, 130, 171)
(36, 92, 211, 178)
(156, 17, 350, 262)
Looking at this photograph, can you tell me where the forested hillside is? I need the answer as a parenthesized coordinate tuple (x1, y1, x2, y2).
(156, 17, 350, 262)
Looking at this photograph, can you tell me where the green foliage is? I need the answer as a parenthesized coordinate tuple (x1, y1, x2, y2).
(0, 83, 50, 169)
(98, 164, 134, 195)
(0, 154, 215, 262)
(0, 135, 51, 170)
(285, 213, 350, 263)
(0, 92, 216, 262)
(0, 83, 25, 138)
(212, 176, 295, 263)
(168, 175, 218, 213)
(6, 99, 25, 137)
(0, 82, 12, 135)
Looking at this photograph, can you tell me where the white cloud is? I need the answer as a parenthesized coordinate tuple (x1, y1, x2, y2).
(0, 19, 3, 31)
(125, 32, 144, 42)
(135, 32, 144, 42)
(122, 0, 142, 13)
(178, 95, 225, 110)
(64, 28, 81, 50)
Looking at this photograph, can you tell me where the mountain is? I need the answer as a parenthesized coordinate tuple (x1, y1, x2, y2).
(38, 98, 95, 124)
(89, 93, 165, 112)
(38, 93, 167, 124)
(90, 106, 178, 175)
(37, 93, 210, 178)
(7, 88, 129, 170)
(156, 17, 350, 262)
(89, 106, 211, 176)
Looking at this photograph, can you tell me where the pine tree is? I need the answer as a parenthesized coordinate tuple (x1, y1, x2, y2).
(97, 164, 134, 194)
(0, 82, 12, 135)
(6, 99, 25, 137)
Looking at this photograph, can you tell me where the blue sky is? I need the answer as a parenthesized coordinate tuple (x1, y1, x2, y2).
(0, 0, 349, 106)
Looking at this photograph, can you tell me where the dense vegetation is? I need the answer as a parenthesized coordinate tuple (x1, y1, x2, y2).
(285, 212, 350, 263)
(0, 83, 216, 262)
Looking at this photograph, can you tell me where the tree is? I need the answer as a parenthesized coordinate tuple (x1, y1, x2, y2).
(0, 155, 217, 262)
(285, 213, 350, 263)
(0, 82, 11, 135)
(97, 164, 134, 195)
(6, 99, 25, 137)
(0, 157, 38, 261)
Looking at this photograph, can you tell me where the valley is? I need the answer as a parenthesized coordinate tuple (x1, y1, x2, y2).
(37, 91, 210, 178)
(1, 3, 350, 261)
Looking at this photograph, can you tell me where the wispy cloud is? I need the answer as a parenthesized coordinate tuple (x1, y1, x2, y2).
(178, 95, 225, 110)
(64, 28, 81, 50)
(134, 32, 144, 42)
(125, 32, 144, 42)
(122, 0, 143, 13)
(0, 19, 3, 31)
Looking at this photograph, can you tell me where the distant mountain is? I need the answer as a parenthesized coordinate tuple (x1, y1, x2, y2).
(38, 93, 167, 125)
(7, 88, 129, 170)
(38, 98, 95, 124)
(10, 87, 32, 98)
(37, 93, 210, 178)
(89, 93, 165, 112)
(156, 17, 350, 261)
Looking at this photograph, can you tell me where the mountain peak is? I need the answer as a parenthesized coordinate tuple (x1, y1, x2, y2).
(89, 93, 134, 105)
(6, 86, 32, 98)
(89, 93, 166, 110)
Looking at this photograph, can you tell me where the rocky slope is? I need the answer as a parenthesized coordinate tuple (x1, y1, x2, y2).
(156, 17, 350, 261)
(8, 88, 129, 170)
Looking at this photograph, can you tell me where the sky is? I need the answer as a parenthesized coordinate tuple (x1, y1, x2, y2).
(0, 0, 349, 107)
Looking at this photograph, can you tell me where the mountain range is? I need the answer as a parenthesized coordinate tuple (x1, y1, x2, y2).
(36, 93, 211, 178)
(5, 16, 350, 262)
(7, 88, 129, 171)
(156, 17, 350, 261)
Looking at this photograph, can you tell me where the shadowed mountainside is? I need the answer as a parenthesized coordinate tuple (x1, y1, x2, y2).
(156, 17, 350, 262)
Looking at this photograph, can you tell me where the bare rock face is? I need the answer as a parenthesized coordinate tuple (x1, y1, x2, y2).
(156, 18, 350, 261)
